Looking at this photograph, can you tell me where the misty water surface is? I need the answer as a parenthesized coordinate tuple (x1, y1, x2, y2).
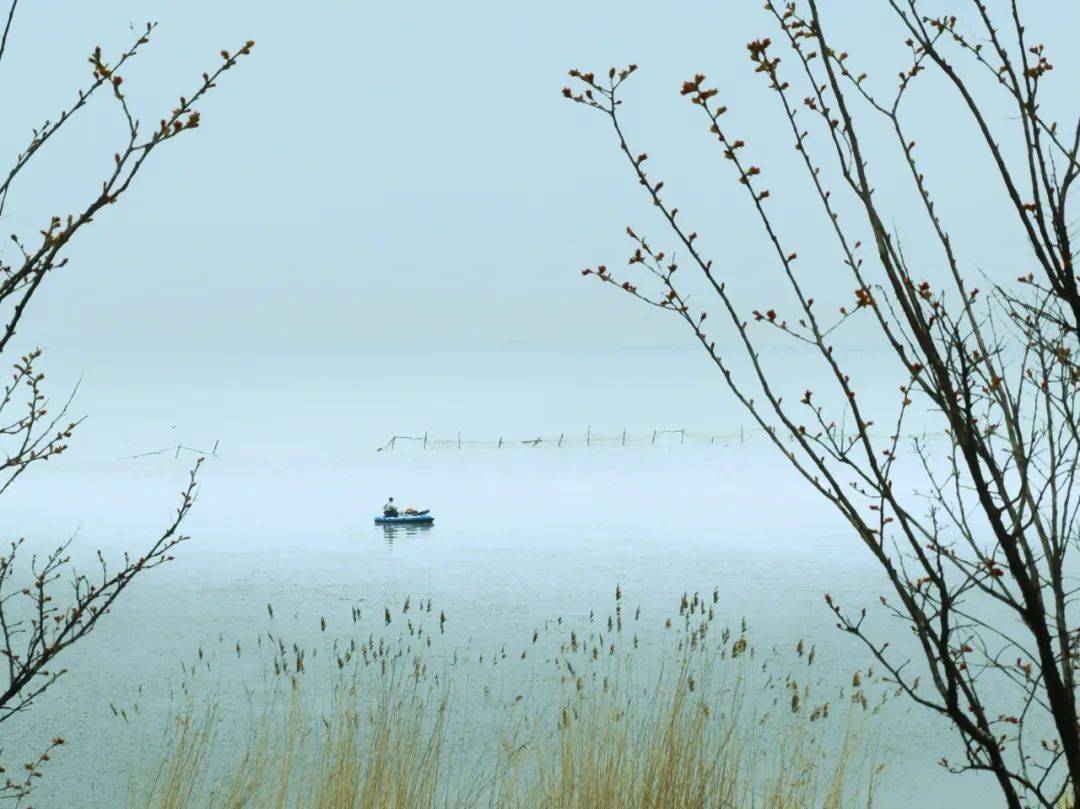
(5, 424, 998, 807)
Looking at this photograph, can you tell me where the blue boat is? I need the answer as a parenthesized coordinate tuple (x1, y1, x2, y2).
(374, 512, 434, 525)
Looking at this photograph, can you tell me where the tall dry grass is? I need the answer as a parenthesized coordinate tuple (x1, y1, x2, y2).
(127, 590, 883, 808)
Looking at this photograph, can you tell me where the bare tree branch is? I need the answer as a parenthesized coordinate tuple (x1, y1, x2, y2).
(568, 1, 1080, 805)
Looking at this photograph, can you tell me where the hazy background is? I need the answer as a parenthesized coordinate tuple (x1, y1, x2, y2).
(0, 0, 1077, 458)
(1, 4, 1077, 804)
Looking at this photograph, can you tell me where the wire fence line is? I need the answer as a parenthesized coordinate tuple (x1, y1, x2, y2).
(377, 427, 950, 452)
(119, 440, 220, 461)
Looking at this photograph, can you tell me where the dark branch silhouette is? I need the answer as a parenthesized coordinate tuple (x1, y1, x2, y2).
(569, 2, 1080, 805)
(0, 6, 251, 801)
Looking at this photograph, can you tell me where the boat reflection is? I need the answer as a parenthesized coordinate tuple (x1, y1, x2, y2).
(380, 521, 435, 544)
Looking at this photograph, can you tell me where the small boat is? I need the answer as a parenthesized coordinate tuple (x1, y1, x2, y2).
(374, 510, 434, 525)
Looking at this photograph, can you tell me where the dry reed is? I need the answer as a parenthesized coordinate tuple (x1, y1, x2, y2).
(127, 589, 883, 808)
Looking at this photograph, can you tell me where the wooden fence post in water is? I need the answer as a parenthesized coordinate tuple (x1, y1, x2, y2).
(498, 437, 503, 448)
(651, 430, 656, 445)
(558, 433, 564, 447)
(622, 428, 626, 446)
(457, 431, 461, 450)
(681, 428, 685, 445)
(587, 426, 591, 447)
(423, 431, 428, 450)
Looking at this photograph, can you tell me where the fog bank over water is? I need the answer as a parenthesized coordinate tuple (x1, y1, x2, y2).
(20, 341, 924, 464)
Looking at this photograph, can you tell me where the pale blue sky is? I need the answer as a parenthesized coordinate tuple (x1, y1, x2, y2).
(1, 1, 1078, 449)
(3, 0, 1075, 349)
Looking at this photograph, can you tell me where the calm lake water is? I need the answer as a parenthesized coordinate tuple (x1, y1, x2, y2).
(4, 438, 995, 807)
(0, 344, 1008, 806)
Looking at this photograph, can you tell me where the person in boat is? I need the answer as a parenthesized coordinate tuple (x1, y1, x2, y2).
(383, 497, 399, 517)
